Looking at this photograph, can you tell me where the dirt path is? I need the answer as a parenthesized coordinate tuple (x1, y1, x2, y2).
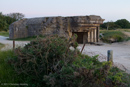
(122, 31, 130, 37)
(78, 41, 130, 73)
(0, 36, 29, 50)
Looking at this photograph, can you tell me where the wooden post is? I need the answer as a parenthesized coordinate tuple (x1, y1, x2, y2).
(81, 33, 86, 53)
(107, 50, 113, 64)
(81, 43, 85, 53)
(13, 39, 15, 52)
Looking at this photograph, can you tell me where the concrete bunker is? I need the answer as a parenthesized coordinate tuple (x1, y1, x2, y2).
(9, 15, 104, 43)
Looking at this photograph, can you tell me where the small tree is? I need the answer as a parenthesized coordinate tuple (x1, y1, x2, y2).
(7, 13, 25, 20)
(101, 21, 120, 30)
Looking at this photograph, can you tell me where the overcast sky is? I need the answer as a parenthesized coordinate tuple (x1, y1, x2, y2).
(0, 0, 130, 22)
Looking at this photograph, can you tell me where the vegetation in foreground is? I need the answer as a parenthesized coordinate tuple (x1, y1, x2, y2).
(0, 35, 126, 87)
(0, 50, 26, 87)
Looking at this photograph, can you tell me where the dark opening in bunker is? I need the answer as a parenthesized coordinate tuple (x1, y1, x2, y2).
(73, 32, 84, 44)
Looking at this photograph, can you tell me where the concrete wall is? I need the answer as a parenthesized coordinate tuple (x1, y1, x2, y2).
(9, 15, 104, 43)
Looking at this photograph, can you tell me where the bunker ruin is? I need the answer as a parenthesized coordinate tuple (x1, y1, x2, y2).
(9, 15, 104, 43)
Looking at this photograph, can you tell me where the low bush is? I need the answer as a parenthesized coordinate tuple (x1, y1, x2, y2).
(8, 35, 130, 87)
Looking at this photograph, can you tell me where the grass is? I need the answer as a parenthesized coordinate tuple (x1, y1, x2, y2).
(0, 31, 9, 37)
(8, 36, 37, 41)
(117, 29, 130, 32)
(100, 29, 130, 32)
(0, 50, 26, 87)
(100, 30, 130, 43)
(8, 36, 45, 41)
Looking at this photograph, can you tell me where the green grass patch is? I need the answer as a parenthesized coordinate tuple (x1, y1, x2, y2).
(0, 31, 9, 37)
(8, 36, 37, 41)
(8, 36, 45, 41)
(100, 30, 128, 43)
(0, 50, 26, 87)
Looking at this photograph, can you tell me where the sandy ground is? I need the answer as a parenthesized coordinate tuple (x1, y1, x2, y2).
(123, 31, 130, 37)
(78, 41, 130, 73)
(0, 35, 130, 73)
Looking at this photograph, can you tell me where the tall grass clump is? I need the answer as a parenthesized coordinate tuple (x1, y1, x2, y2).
(8, 35, 130, 87)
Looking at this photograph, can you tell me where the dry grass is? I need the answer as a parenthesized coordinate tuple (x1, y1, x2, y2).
(100, 29, 130, 33)
(117, 29, 130, 32)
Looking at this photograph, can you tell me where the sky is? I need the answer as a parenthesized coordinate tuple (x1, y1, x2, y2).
(0, 0, 130, 22)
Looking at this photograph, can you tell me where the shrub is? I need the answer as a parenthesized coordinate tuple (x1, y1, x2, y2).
(8, 35, 128, 87)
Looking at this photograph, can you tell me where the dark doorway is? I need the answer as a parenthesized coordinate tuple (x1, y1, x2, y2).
(73, 32, 84, 44)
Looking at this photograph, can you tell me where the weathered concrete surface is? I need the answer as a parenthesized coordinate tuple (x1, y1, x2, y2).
(9, 15, 104, 42)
